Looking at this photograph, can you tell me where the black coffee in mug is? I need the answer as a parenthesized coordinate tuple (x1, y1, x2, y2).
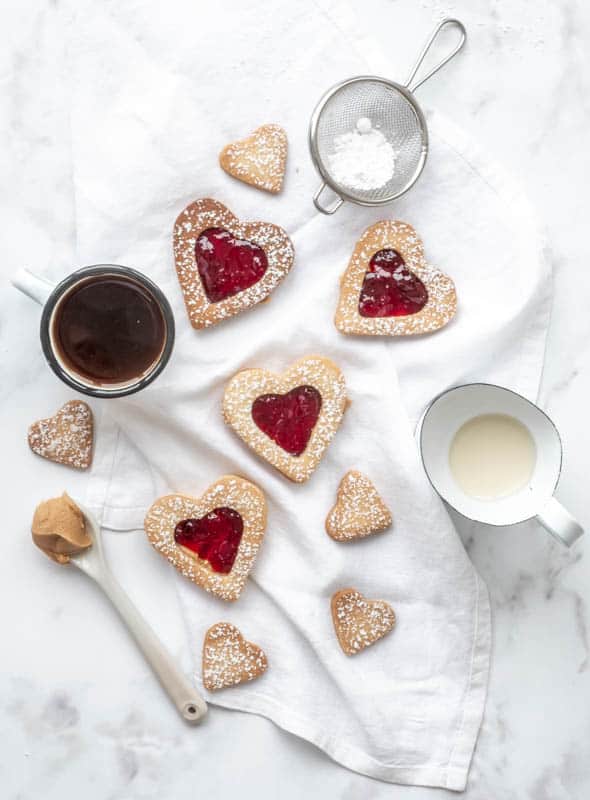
(52, 274, 167, 385)
(14, 263, 175, 398)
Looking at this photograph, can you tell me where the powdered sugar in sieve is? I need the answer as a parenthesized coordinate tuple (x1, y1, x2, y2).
(309, 18, 467, 214)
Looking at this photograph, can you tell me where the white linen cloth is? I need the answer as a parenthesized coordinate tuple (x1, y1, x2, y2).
(55, 0, 551, 790)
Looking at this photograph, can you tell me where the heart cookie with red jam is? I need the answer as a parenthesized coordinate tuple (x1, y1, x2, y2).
(202, 622, 268, 691)
(223, 355, 348, 483)
(335, 220, 456, 336)
(219, 124, 287, 194)
(331, 588, 396, 656)
(326, 470, 392, 542)
(174, 198, 295, 329)
(144, 475, 266, 601)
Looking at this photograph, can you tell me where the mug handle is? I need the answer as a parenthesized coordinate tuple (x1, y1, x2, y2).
(11, 267, 55, 305)
(536, 496, 584, 547)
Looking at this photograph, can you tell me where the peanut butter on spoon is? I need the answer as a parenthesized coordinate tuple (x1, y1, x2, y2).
(31, 493, 92, 564)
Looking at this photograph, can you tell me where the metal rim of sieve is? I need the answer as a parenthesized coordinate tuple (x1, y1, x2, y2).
(309, 76, 428, 211)
(309, 18, 467, 214)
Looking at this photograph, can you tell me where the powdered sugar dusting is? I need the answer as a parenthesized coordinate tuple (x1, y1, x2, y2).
(144, 476, 267, 601)
(28, 400, 93, 470)
(326, 470, 392, 541)
(220, 124, 287, 194)
(223, 355, 348, 483)
(335, 220, 457, 336)
(202, 622, 268, 691)
(328, 123, 396, 192)
(174, 198, 295, 329)
(331, 588, 396, 656)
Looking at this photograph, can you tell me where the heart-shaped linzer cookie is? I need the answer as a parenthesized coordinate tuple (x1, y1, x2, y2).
(335, 220, 456, 335)
(144, 475, 266, 601)
(174, 198, 294, 329)
(326, 470, 392, 542)
(223, 355, 348, 483)
(331, 588, 396, 656)
(219, 124, 287, 194)
(28, 400, 93, 470)
(202, 622, 268, 691)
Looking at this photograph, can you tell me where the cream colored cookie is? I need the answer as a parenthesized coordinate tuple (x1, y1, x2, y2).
(144, 475, 267, 602)
(223, 355, 348, 483)
(331, 588, 396, 656)
(202, 622, 268, 691)
(335, 220, 456, 336)
(28, 400, 93, 470)
(173, 198, 294, 329)
(326, 470, 392, 541)
(219, 124, 287, 194)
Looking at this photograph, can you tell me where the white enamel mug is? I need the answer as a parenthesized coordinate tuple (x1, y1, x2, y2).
(418, 383, 583, 547)
(11, 266, 175, 399)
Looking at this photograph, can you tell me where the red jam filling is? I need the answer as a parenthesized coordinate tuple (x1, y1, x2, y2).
(358, 248, 428, 317)
(251, 385, 322, 456)
(195, 227, 268, 303)
(174, 507, 243, 574)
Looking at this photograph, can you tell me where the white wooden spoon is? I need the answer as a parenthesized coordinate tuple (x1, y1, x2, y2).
(69, 500, 207, 723)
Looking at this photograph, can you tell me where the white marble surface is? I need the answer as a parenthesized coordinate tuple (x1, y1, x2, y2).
(1, 0, 589, 798)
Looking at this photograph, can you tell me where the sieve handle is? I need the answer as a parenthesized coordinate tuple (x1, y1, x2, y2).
(405, 18, 466, 93)
(313, 182, 344, 215)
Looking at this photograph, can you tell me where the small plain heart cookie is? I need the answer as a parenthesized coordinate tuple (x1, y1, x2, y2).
(174, 198, 295, 329)
(223, 355, 348, 483)
(144, 475, 267, 601)
(219, 124, 287, 194)
(202, 622, 268, 691)
(28, 400, 93, 470)
(331, 588, 396, 656)
(326, 470, 392, 541)
(335, 220, 456, 336)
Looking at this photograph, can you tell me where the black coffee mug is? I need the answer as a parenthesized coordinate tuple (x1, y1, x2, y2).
(12, 264, 175, 398)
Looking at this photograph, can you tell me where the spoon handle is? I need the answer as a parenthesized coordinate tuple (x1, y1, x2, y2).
(98, 572, 207, 723)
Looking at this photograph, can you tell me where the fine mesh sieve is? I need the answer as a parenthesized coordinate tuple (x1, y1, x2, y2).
(309, 18, 466, 214)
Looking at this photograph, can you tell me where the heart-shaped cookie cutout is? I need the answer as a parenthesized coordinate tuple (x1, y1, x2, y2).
(28, 400, 93, 470)
(174, 198, 295, 329)
(223, 355, 348, 483)
(335, 220, 456, 336)
(219, 124, 287, 194)
(326, 470, 392, 542)
(331, 588, 396, 655)
(202, 622, 268, 691)
(144, 475, 266, 601)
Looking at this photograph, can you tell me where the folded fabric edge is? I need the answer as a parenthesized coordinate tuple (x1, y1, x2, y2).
(314, 0, 552, 416)
(427, 110, 552, 409)
(444, 570, 492, 790)
(187, 566, 491, 792)
(87, 412, 491, 791)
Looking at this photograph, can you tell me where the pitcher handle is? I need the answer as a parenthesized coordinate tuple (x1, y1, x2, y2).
(11, 268, 55, 306)
(536, 496, 584, 548)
